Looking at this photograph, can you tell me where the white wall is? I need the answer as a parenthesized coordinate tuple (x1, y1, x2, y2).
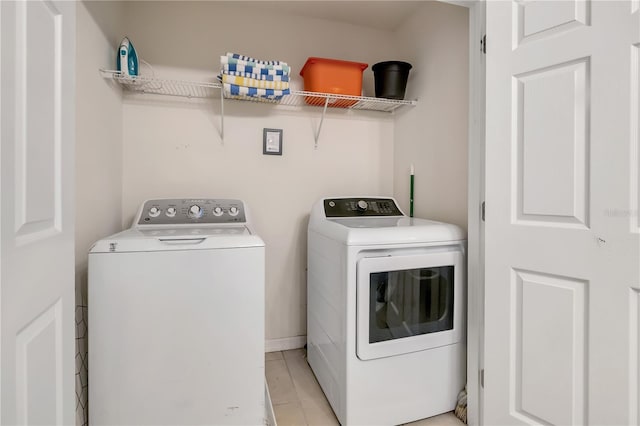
(393, 2, 469, 232)
(75, 4, 125, 266)
(119, 2, 396, 342)
(75, 1, 125, 425)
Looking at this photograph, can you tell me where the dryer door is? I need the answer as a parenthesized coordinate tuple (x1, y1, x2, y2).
(356, 250, 464, 360)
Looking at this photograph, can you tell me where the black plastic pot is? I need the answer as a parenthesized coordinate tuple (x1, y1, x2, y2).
(372, 61, 412, 100)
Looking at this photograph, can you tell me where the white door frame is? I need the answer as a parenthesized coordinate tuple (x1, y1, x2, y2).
(465, 2, 486, 426)
(440, 1, 486, 425)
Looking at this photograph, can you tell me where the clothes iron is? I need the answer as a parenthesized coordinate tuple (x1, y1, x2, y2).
(117, 37, 138, 77)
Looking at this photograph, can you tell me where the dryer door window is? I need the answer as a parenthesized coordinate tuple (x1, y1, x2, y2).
(356, 250, 464, 361)
(369, 265, 454, 344)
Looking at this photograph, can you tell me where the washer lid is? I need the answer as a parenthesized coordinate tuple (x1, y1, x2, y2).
(89, 226, 264, 253)
(314, 217, 466, 245)
(309, 197, 466, 245)
(331, 217, 415, 228)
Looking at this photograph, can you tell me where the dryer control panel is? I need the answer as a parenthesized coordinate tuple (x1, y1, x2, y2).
(136, 199, 246, 225)
(324, 198, 403, 217)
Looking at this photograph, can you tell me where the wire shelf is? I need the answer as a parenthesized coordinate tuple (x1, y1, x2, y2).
(100, 69, 417, 146)
(100, 69, 416, 112)
(279, 91, 415, 112)
(100, 69, 220, 98)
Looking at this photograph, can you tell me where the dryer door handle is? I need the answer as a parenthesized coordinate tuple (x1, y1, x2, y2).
(158, 237, 206, 245)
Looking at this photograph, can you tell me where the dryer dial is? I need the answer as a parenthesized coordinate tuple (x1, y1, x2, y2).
(188, 205, 203, 219)
(356, 200, 369, 212)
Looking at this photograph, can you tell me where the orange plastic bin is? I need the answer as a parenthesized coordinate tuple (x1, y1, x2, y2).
(299, 57, 368, 107)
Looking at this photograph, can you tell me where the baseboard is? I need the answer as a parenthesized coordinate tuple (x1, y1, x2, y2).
(265, 381, 276, 425)
(265, 335, 306, 353)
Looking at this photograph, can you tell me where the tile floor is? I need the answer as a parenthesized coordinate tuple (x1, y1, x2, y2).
(265, 349, 465, 426)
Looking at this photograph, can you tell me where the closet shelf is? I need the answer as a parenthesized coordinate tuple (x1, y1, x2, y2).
(100, 69, 417, 146)
(100, 69, 219, 98)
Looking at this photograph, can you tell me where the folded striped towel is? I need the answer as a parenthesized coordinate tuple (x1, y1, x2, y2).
(222, 69, 289, 82)
(224, 93, 281, 104)
(221, 55, 291, 73)
(226, 52, 287, 67)
(220, 74, 289, 90)
(223, 83, 289, 100)
(223, 63, 288, 77)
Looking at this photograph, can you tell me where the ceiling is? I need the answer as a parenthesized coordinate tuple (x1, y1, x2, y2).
(119, 1, 470, 32)
(242, 1, 430, 32)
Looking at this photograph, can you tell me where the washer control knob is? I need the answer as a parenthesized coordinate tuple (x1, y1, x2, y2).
(229, 206, 240, 216)
(166, 207, 177, 217)
(356, 200, 369, 212)
(188, 204, 203, 219)
(212, 207, 224, 217)
(149, 207, 161, 217)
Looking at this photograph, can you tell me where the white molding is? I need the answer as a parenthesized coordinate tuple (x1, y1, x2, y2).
(464, 1, 486, 426)
(265, 335, 306, 353)
(264, 382, 277, 426)
(439, 0, 477, 9)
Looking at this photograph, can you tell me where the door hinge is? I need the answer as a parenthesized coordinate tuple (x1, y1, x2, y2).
(481, 201, 486, 222)
(481, 34, 486, 54)
(480, 369, 485, 388)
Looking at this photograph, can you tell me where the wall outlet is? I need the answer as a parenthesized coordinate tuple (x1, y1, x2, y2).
(263, 128, 283, 155)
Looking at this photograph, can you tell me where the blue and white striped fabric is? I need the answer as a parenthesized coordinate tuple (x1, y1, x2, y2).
(221, 55, 291, 73)
(223, 83, 290, 99)
(222, 64, 288, 79)
(226, 52, 287, 66)
(225, 93, 281, 104)
(219, 74, 289, 90)
(219, 53, 291, 102)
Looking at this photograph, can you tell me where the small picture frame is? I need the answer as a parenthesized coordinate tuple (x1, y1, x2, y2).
(263, 128, 283, 156)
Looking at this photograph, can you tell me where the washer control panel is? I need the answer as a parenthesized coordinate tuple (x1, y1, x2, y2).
(324, 198, 402, 217)
(137, 199, 247, 225)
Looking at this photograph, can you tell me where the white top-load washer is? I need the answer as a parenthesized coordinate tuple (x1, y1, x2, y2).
(307, 197, 466, 425)
(89, 198, 265, 426)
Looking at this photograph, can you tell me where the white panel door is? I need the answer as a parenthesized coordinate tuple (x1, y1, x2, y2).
(485, 1, 640, 425)
(1, 0, 75, 424)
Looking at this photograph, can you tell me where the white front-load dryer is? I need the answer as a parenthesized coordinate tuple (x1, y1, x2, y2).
(307, 197, 466, 425)
(89, 198, 265, 425)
